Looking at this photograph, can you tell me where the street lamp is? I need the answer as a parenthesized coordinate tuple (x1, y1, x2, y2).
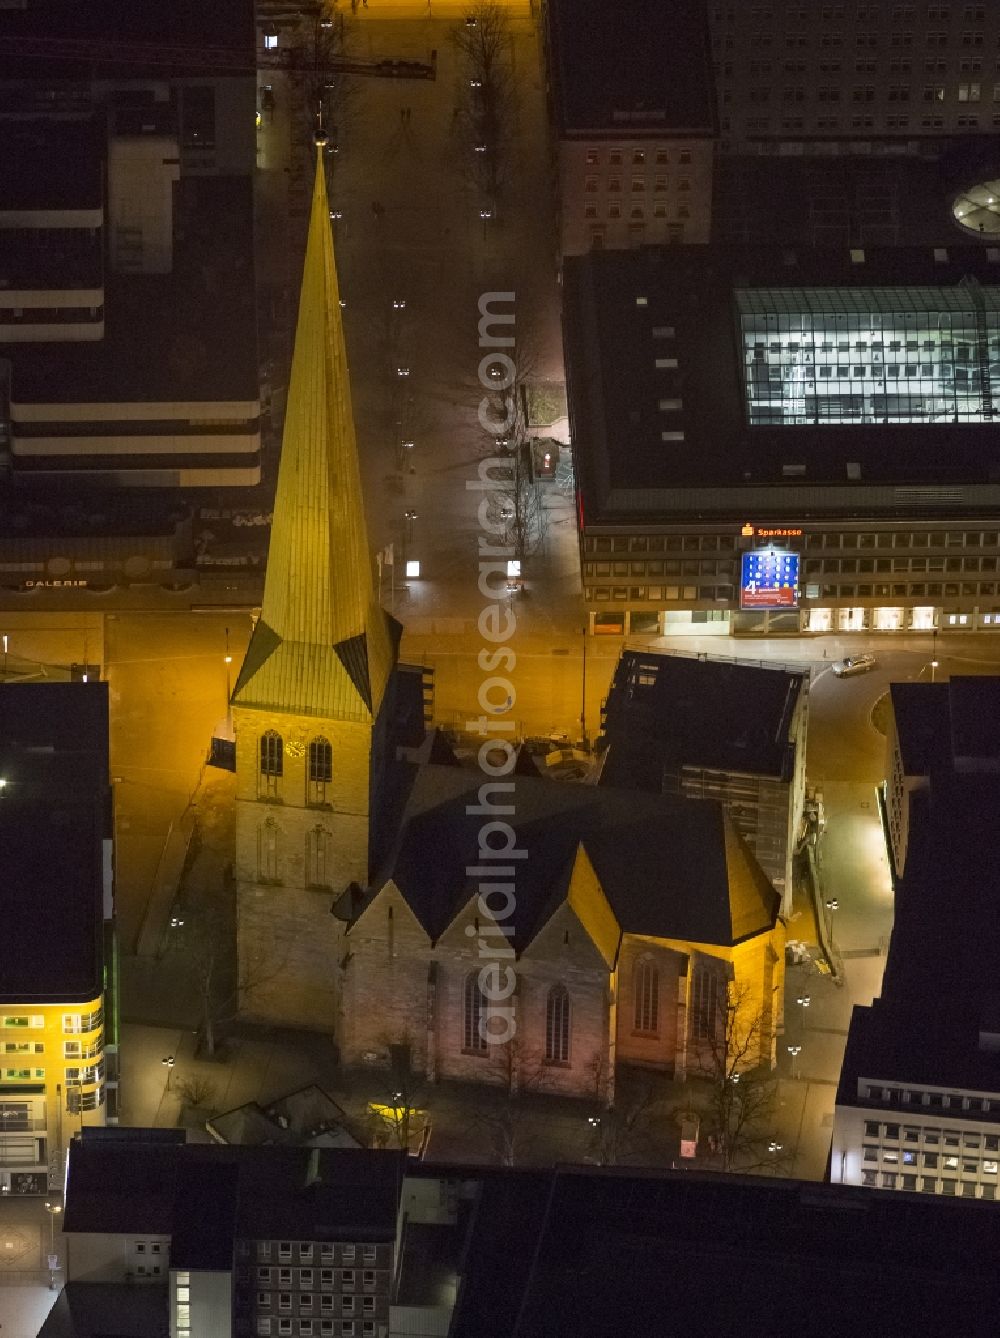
(768, 1140, 783, 1154)
(796, 994, 811, 1008)
(931, 627, 940, 683)
(44, 1201, 62, 1286)
(170, 915, 185, 929)
(162, 1056, 175, 1091)
(787, 1043, 801, 1079)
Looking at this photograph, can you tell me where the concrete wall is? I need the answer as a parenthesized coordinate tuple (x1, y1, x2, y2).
(66, 1233, 169, 1283)
(559, 137, 713, 257)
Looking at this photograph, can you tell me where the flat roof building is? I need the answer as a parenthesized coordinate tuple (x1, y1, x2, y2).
(564, 241, 1000, 638)
(0, 681, 115, 1195)
(832, 767, 1000, 1203)
(544, 0, 715, 255)
(0, 0, 261, 489)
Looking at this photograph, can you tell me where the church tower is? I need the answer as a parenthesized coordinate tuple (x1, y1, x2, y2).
(231, 138, 398, 1030)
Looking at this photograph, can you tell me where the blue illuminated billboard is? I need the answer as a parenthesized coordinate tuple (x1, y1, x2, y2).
(740, 549, 800, 610)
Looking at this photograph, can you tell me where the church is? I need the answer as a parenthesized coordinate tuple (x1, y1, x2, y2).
(230, 140, 785, 1102)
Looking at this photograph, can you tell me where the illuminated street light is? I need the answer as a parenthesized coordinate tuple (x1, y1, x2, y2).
(787, 1045, 801, 1057)
(170, 916, 185, 929)
(479, 209, 493, 220)
(396, 367, 410, 378)
(825, 898, 839, 911)
(796, 994, 811, 1008)
(474, 144, 486, 153)
(587, 1115, 601, 1128)
(44, 1201, 62, 1284)
(329, 209, 343, 220)
(768, 1141, 783, 1154)
(470, 78, 482, 88)
(162, 1056, 175, 1091)
(405, 560, 421, 579)
(392, 299, 407, 310)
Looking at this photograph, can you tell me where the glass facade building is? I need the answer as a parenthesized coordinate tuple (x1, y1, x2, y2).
(738, 285, 1000, 427)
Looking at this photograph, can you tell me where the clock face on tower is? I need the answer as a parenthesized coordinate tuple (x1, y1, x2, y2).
(286, 739, 306, 759)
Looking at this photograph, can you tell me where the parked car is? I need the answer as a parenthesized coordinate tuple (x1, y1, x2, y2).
(832, 653, 876, 678)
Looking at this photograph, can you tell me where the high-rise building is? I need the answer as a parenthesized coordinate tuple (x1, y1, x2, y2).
(0, 681, 116, 1196)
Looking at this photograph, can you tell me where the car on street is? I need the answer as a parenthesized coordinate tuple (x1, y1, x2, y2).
(831, 653, 877, 678)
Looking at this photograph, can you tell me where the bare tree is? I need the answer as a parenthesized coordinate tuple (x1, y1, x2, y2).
(585, 1062, 662, 1167)
(450, 2, 519, 208)
(686, 982, 788, 1174)
(169, 870, 287, 1060)
(466, 1039, 559, 1166)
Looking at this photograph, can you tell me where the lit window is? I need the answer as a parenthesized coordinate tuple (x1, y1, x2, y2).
(634, 957, 659, 1033)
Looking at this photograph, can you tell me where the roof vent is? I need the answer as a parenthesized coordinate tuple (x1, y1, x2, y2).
(782, 463, 806, 477)
(850, 248, 865, 264)
(847, 462, 861, 480)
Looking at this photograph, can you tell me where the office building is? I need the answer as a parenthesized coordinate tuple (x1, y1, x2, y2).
(883, 674, 1000, 876)
(709, 2, 1000, 154)
(46, 1140, 1000, 1338)
(599, 650, 808, 914)
(0, 0, 260, 487)
(0, 682, 115, 1196)
(832, 768, 1000, 1201)
(544, 0, 715, 255)
(564, 240, 1000, 638)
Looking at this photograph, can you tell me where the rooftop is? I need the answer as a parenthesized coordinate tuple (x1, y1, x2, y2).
(6, 174, 257, 408)
(0, 117, 103, 212)
(368, 766, 779, 951)
(0, 682, 108, 1004)
(0, 0, 254, 82)
(446, 1163, 1000, 1337)
(65, 1134, 406, 1243)
(600, 650, 804, 785)
(563, 244, 1000, 524)
(38, 1282, 169, 1338)
(840, 775, 1000, 1099)
(891, 676, 1000, 776)
(546, 0, 715, 136)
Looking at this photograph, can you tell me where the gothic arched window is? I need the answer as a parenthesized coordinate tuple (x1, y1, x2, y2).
(257, 818, 279, 882)
(634, 957, 659, 1035)
(259, 731, 283, 798)
(306, 825, 331, 888)
(545, 984, 571, 1064)
(463, 972, 488, 1053)
(307, 737, 333, 804)
(692, 967, 723, 1042)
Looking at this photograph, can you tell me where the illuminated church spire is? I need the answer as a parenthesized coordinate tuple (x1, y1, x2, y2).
(233, 137, 395, 721)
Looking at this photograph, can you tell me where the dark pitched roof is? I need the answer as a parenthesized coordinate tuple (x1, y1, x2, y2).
(65, 1139, 180, 1235)
(38, 1282, 169, 1338)
(600, 651, 803, 785)
(170, 1161, 240, 1270)
(373, 768, 777, 950)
